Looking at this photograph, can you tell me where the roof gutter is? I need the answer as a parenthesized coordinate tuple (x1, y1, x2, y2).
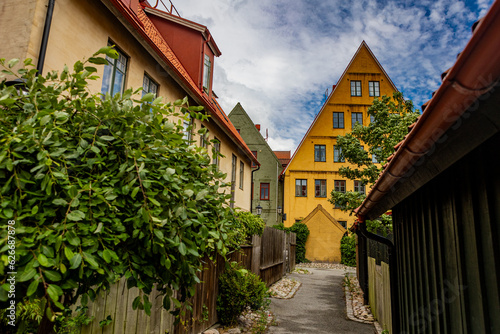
(356, 0, 500, 220)
(36, 0, 56, 75)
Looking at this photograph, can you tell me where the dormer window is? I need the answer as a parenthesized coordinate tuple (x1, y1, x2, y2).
(203, 54, 211, 92)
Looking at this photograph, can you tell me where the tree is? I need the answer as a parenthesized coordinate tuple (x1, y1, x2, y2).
(329, 92, 420, 214)
(0, 48, 238, 331)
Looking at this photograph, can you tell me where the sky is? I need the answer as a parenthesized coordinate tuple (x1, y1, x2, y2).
(159, 0, 494, 153)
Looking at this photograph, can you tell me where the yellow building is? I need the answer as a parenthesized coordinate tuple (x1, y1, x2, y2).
(0, 0, 258, 210)
(282, 41, 398, 262)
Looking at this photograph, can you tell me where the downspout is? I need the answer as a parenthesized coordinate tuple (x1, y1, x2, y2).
(356, 218, 400, 334)
(37, 0, 56, 75)
(250, 165, 260, 214)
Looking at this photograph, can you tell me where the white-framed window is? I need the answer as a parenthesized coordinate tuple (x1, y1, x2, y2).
(203, 54, 211, 92)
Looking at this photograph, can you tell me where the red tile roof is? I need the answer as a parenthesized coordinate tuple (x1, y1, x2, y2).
(273, 151, 291, 167)
(108, 0, 259, 166)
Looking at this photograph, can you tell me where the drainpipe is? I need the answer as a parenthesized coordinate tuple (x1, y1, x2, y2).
(250, 165, 260, 214)
(356, 219, 400, 334)
(37, 0, 56, 75)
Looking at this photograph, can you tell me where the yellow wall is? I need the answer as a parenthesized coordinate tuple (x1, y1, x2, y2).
(284, 43, 397, 261)
(0, 0, 252, 211)
(302, 205, 346, 262)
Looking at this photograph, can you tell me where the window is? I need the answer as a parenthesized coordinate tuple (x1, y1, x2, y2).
(351, 112, 363, 128)
(200, 125, 208, 148)
(369, 81, 380, 97)
(260, 183, 270, 200)
(333, 112, 344, 129)
(295, 179, 307, 197)
(183, 115, 192, 141)
(314, 145, 326, 162)
(334, 180, 346, 208)
(203, 54, 211, 92)
(370, 115, 376, 123)
(315, 179, 327, 198)
(354, 180, 365, 194)
(212, 138, 220, 166)
(251, 151, 258, 168)
(334, 145, 344, 163)
(334, 180, 346, 193)
(142, 74, 158, 98)
(239, 161, 244, 189)
(339, 221, 347, 229)
(350, 80, 361, 96)
(101, 45, 127, 96)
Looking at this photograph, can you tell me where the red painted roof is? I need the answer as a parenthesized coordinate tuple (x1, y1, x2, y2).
(108, 0, 259, 166)
(273, 151, 291, 167)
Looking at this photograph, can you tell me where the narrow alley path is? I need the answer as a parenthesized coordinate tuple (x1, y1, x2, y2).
(268, 267, 375, 334)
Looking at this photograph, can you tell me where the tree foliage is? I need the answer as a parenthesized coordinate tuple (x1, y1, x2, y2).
(329, 92, 420, 214)
(0, 48, 238, 326)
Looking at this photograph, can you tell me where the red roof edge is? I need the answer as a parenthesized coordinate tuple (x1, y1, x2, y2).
(107, 0, 257, 166)
(356, 0, 500, 219)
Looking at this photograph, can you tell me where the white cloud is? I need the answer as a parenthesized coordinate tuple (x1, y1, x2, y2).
(159, 0, 494, 153)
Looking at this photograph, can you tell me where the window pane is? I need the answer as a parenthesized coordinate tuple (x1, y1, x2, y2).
(369, 81, 380, 97)
(315, 179, 326, 197)
(203, 54, 211, 90)
(351, 81, 361, 96)
(334, 146, 344, 163)
(314, 145, 326, 162)
(295, 179, 307, 197)
(352, 112, 363, 129)
(333, 112, 344, 128)
(113, 71, 124, 95)
(260, 183, 269, 200)
(101, 63, 112, 95)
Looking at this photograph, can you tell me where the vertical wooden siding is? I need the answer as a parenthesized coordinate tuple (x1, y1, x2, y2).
(393, 133, 500, 334)
(81, 229, 296, 334)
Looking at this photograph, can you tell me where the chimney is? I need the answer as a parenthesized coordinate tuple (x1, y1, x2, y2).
(255, 124, 261, 131)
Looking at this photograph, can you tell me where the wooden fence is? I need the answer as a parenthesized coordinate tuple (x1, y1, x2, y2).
(80, 228, 296, 334)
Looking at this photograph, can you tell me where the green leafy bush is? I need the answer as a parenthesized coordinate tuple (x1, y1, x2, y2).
(0, 49, 237, 327)
(366, 214, 393, 236)
(340, 234, 357, 267)
(273, 222, 310, 263)
(229, 211, 265, 246)
(289, 222, 310, 264)
(216, 262, 269, 326)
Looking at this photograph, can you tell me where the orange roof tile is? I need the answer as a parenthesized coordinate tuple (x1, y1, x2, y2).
(108, 0, 258, 166)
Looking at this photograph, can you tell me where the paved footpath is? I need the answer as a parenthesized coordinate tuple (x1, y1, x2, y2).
(268, 267, 375, 334)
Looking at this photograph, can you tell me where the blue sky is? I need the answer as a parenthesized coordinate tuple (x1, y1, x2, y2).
(159, 0, 494, 152)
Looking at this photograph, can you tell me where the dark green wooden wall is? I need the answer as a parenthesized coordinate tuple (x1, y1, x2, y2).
(393, 132, 500, 334)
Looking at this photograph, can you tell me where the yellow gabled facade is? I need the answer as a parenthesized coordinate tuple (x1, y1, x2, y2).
(282, 41, 398, 262)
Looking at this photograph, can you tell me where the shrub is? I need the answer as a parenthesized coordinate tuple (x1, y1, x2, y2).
(229, 211, 265, 246)
(216, 262, 269, 326)
(0, 50, 237, 327)
(340, 234, 357, 267)
(289, 222, 310, 264)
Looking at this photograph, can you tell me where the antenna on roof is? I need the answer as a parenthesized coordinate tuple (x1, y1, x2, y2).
(265, 129, 268, 142)
(325, 88, 329, 100)
(153, 0, 181, 17)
